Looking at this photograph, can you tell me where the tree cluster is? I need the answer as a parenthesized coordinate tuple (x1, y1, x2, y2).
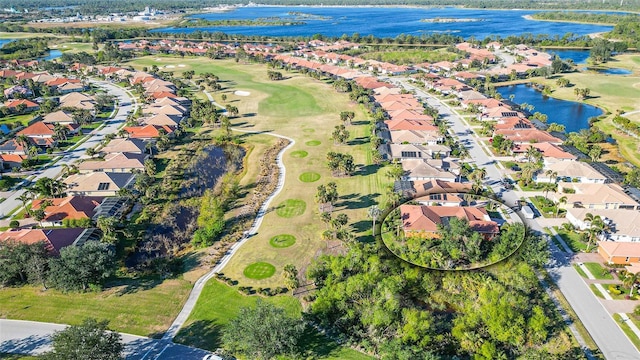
(0, 240, 116, 292)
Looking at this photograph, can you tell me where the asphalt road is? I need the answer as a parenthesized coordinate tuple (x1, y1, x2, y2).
(0, 80, 136, 218)
(398, 78, 640, 359)
(0, 319, 214, 360)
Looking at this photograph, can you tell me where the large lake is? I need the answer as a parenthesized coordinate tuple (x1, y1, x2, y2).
(497, 84, 602, 133)
(156, 7, 613, 39)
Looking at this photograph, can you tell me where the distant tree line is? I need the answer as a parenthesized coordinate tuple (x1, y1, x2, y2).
(3, 0, 640, 14)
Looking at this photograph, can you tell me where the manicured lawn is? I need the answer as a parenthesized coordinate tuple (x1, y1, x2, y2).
(290, 150, 308, 158)
(123, 57, 390, 290)
(269, 234, 296, 248)
(299, 172, 321, 182)
(276, 199, 307, 218)
(305, 140, 322, 146)
(614, 314, 640, 352)
(583, 262, 614, 280)
(529, 195, 564, 218)
(0, 278, 192, 337)
(573, 264, 588, 278)
(174, 280, 371, 359)
(243, 262, 276, 280)
(0, 113, 35, 126)
(554, 226, 589, 252)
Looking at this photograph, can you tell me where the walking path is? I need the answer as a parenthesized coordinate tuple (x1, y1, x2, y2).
(162, 129, 295, 341)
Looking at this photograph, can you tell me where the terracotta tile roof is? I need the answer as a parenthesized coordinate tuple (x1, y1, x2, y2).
(4, 99, 39, 109)
(599, 241, 640, 259)
(18, 121, 55, 137)
(401, 205, 498, 234)
(124, 124, 174, 139)
(32, 196, 104, 222)
(0, 228, 85, 255)
(0, 154, 27, 163)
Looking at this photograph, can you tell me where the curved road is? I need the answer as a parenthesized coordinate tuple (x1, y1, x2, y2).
(0, 80, 137, 217)
(162, 129, 295, 341)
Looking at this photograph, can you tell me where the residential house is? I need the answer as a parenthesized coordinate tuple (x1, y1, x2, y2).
(567, 208, 640, 242)
(494, 129, 562, 144)
(401, 158, 458, 182)
(3, 99, 39, 113)
(143, 113, 181, 127)
(390, 130, 443, 146)
(400, 204, 499, 239)
(512, 142, 576, 164)
(598, 241, 640, 265)
(43, 110, 76, 125)
(78, 152, 147, 173)
(0, 154, 27, 168)
(387, 143, 451, 160)
(536, 161, 608, 184)
(31, 196, 104, 227)
(59, 92, 95, 111)
(123, 124, 174, 140)
(3, 85, 32, 99)
(0, 228, 98, 256)
(0, 139, 27, 155)
(552, 183, 640, 210)
(101, 138, 147, 154)
(64, 172, 136, 196)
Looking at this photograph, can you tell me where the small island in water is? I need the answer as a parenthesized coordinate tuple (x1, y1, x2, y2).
(420, 17, 484, 23)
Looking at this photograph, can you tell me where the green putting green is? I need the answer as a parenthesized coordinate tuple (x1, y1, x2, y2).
(305, 140, 321, 146)
(269, 234, 296, 248)
(290, 150, 308, 158)
(302, 128, 315, 133)
(243, 262, 276, 280)
(299, 172, 321, 183)
(276, 199, 306, 218)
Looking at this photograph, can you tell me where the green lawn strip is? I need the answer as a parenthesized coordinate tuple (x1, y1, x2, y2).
(174, 280, 371, 359)
(0, 279, 192, 337)
(276, 199, 306, 218)
(529, 195, 559, 218)
(299, 172, 321, 183)
(0, 113, 35, 126)
(243, 262, 276, 280)
(589, 284, 605, 298)
(573, 264, 588, 278)
(269, 234, 296, 248)
(613, 314, 640, 351)
(583, 262, 614, 280)
(553, 226, 588, 252)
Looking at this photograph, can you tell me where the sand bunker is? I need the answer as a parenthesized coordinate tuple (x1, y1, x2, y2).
(165, 65, 176, 69)
(234, 90, 251, 96)
(178, 64, 186, 68)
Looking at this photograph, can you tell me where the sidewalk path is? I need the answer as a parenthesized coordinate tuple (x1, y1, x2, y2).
(162, 129, 295, 341)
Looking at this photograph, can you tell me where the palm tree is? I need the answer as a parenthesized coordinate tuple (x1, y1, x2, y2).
(368, 205, 382, 236)
(27, 146, 39, 159)
(17, 192, 32, 213)
(16, 135, 30, 155)
(623, 272, 639, 297)
(584, 213, 605, 251)
(542, 182, 556, 200)
(545, 170, 558, 183)
(525, 146, 539, 163)
(555, 196, 567, 217)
